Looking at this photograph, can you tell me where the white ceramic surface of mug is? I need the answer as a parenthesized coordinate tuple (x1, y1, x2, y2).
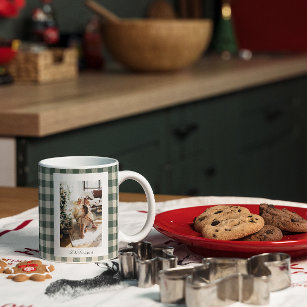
(38, 156, 155, 263)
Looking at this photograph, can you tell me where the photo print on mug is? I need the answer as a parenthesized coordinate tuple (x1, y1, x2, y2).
(53, 172, 109, 258)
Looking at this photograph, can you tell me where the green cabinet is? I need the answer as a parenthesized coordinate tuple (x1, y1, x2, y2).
(17, 111, 167, 194)
(163, 76, 306, 201)
(294, 78, 307, 202)
(17, 76, 307, 202)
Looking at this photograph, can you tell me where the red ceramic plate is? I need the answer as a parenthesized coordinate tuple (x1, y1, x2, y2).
(154, 204, 307, 258)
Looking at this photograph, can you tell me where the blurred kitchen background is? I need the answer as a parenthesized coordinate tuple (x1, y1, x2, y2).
(0, 0, 307, 203)
(0, 0, 215, 39)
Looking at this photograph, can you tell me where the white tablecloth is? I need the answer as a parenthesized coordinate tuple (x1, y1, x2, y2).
(1, 196, 307, 307)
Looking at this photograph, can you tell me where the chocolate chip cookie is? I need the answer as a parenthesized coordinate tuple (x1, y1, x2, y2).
(259, 203, 307, 232)
(194, 205, 250, 233)
(240, 225, 283, 241)
(200, 213, 264, 240)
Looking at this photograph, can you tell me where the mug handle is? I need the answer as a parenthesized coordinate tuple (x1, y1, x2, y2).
(118, 171, 156, 242)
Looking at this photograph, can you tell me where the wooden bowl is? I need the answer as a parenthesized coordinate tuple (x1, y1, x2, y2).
(102, 19, 212, 72)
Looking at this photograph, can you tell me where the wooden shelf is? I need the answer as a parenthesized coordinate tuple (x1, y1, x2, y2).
(1, 54, 307, 137)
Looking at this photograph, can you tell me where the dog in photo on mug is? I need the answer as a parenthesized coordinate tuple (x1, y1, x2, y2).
(79, 204, 97, 239)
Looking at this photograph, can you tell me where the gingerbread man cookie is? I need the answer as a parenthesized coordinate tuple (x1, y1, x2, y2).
(3, 260, 55, 282)
(0, 259, 7, 273)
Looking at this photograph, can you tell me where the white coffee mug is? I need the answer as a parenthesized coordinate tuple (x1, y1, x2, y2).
(38, 156, 155, 263)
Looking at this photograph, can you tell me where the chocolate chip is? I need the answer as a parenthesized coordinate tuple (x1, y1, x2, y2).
(249, 219, 256, 223)
(213, 234, 217, 238)
(266, 230, 274, 234)
(211, 220, 220, 226)
(198, 216, 207, 222)
(291, 218, 300, 222)
(214, 210, 223, 214)
(215, 229, 219, 232)
(224, 228, 231, 231)
(238, 209, 241, 212)
(248, 215, 252, 217)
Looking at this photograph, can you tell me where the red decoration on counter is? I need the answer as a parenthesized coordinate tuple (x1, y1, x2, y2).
(0, 47, 16, 64)
(43, 26, 59, 45)
(83, 15, 104, 70)
(0, 0, 25, 18)
(31, 0, 59, 45)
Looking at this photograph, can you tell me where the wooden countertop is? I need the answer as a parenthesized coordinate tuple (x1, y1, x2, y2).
(0, 187, 184, 218)
(1, 54, 307, 137)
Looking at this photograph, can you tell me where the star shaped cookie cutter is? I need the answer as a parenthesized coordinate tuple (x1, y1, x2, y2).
(159, 252, 291, 306)
(119, 242, 290, 306)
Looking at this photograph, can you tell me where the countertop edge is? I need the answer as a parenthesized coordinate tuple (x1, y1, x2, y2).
(1, 55, 307, 137)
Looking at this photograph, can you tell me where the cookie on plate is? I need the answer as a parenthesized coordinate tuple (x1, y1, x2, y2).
(200, 213, 264, 240)
(259, 203, 307, 232)
(194, 205, 250, 233)
(239, 225, 283, 241)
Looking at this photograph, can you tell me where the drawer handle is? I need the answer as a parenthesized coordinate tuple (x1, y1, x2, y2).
(173, 123, 199, 140)
(204, 167, 217, 177)
(265, 108, 284, 122)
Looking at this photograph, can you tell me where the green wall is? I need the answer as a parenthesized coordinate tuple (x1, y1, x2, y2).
(0, 0, 217, 40)
(0, 0, 152, 39)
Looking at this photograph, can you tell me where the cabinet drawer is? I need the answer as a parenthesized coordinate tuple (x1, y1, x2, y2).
(218, 127, 302, 201)
(167, 127, 302, 200)
(196, 83, 296, 155)
(237, 89, 295, 152)
(117, 142, 165, 194)
(166, 102, 214, 162)
(167, 154, 217, 196)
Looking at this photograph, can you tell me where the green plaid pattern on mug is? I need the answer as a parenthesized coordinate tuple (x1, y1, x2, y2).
(38, 164, 118, 263)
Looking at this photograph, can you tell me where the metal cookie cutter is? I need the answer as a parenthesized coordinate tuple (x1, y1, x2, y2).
(159, 252, 291, 306)
(119, 241, 177, 288)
